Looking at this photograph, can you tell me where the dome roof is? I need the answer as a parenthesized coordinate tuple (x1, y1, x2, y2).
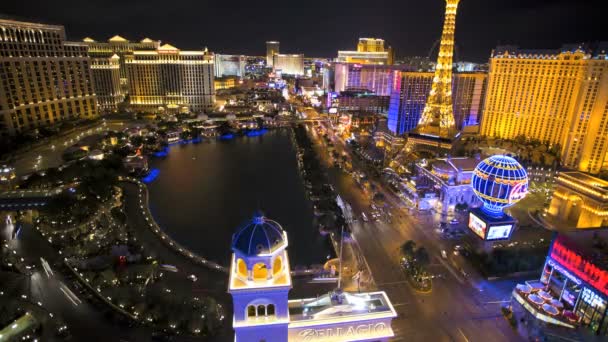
(231, 213, 287, 256)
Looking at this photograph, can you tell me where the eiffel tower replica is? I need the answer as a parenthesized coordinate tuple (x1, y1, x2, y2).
(406, 0, 461, 156)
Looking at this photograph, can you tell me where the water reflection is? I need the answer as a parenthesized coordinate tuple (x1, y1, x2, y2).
(147, 129, 330, 267)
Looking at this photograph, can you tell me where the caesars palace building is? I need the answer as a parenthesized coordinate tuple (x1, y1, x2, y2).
(228, 213, 397, 342)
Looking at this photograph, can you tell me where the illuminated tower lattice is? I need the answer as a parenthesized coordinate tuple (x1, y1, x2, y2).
(416, 0, 459, 137)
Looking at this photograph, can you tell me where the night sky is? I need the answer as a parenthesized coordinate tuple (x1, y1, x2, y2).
(1, 0, 604, 62)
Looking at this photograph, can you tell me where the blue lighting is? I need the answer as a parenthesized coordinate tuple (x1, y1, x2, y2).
(471, 155, 529, 217)
(154, 147, 169, 157)
(142, 168, 160, 184)
(246, 128, 268, 137)
(179, 137, 202, 145)
(220, 133, 235, 140)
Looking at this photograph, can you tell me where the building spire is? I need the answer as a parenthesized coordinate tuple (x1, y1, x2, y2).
(416, 0, 460, 137)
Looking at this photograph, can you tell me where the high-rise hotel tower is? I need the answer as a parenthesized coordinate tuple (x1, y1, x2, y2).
(83, 36, 160, 88)
(480, 44, 608, 175)
(266, 41, 279, 67)
(125, 44, 215, 113)
(0, 18, 98, 137)
(89, 53, 121, 113)
(407, 0, 461, 154)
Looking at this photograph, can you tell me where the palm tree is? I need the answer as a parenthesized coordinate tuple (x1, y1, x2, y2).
(414, 247, 430, 269)
(400, 240, 416, 259)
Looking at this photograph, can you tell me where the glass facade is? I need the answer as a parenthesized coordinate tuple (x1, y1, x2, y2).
(541, 259, 608, 336)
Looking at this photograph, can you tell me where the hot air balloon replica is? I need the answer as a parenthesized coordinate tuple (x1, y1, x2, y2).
(468, 155, 529, 241)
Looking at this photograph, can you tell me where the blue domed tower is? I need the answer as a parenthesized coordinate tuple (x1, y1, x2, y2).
(468, 155, 529, 241)
(228, 212, 292, 342)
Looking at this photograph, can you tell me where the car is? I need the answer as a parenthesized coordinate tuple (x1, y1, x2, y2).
(454, 245, 464, 251)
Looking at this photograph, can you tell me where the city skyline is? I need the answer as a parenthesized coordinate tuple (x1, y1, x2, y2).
(1, 1, 608, 341)
(1, 0, 605, 62)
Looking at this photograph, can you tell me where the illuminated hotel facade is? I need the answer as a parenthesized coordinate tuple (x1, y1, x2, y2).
(0, 18, 98, 137)
(337, 38, 394, 65)
(266, 41, 280, 67)
(90, 54, 122, 112)
(334, 63, 402, 97)
(273, 54, 304, 76)
(125, 44, 215, 113)
(480, 45, 608, 175)
(388, 71, 487, 135)
(229, 213, 397, 342)
(547, 171, 608, 229)
(83, 35, 160, 91)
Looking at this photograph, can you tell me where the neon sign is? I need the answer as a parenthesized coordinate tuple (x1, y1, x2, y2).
(547, 259, 582, 286)
(550, 237, 608, 296)
(295, 322, 388, 341)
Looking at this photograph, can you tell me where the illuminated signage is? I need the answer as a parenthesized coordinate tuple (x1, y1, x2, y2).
(486, 224, 513, 241)
(581, 288, 606, 309)
(550, 237, 608, 296)
(468, 213, 486, 239)
(328, 107, 338, 114)
(508, 181, 528, 204)
(547, 259, 582, 286)
(293, 322, 388, 341)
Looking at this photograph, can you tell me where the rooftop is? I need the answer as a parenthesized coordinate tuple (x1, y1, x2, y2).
(557, 172, 608, 202)
(493, 42, 608, 59)
(288, 291, 396, 326)
(231, 213, 288, 257)
(433, 157, 479, 173)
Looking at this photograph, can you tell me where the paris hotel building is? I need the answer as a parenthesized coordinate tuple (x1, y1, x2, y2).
(480, 45, 608, 175)
(0, 18, 98, 137)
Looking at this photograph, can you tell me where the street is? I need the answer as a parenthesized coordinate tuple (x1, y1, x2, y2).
(10, 120, 140, 177)
(305, 121, 524, 341)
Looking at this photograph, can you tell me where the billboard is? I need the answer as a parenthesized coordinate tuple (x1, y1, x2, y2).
(486, 224, 514, 241)
(468, 212, 486, 239)
(468, 209, 516, 241)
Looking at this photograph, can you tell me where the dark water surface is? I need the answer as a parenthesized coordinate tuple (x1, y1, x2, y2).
(147, 129, 330, 267)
